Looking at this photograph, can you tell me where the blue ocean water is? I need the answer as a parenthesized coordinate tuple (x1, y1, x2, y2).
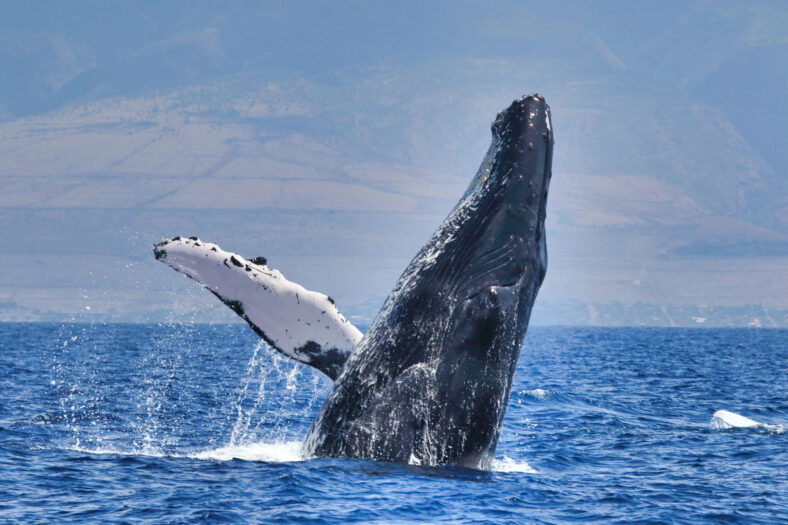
(0, 323, 785, 523)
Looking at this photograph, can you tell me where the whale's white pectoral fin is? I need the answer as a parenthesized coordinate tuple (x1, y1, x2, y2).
(153, 237, 363, 379)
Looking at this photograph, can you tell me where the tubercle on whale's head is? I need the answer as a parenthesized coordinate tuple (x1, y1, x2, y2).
(493, 95, 552, 193)
(459, 94, 553, 281)
(491, 93, 552, 145)
(464, 94, 553, 205)
(490, 94, 552, 247)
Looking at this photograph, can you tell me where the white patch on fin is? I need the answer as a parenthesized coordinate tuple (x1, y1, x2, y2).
(154, 237, 362, 379)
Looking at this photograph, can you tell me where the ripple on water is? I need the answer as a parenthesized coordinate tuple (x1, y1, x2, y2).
(0, 324, 785, 523)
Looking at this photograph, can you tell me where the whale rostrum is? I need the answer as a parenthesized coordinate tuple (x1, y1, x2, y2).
(154, 94, 554, 469)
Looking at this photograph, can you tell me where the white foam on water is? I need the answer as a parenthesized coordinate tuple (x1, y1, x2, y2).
(710, 410, 784, 433)
(710, 410, 760, 429)
(63, 443, 168, 458)
(190, 441, 305, 462)
(61, 440, 308, 463)
(490, 456, 537, 473)
(523, 388, 550, 399)
(61, 441, 538, 471)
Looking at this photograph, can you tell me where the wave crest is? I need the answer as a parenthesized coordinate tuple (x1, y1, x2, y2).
(710, 410, 784, 433)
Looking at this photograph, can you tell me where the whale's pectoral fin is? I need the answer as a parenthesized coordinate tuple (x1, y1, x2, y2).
(153, 237, 362, 380)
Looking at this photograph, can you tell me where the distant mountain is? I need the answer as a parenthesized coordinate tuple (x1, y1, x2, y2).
(0, 1, 785, 325)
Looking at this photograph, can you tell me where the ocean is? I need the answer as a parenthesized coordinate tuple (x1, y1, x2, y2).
(1, 323, 785, 523)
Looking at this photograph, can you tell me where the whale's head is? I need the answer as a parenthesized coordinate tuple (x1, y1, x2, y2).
(418, 94, 553, 341)
(424, 94, 554, 467)
(457, 93, 553, 292)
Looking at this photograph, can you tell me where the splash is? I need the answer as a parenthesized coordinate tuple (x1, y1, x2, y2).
(228, 340, 266, 446)
(228, 341, 323, 447)
(61, 441, 306, 464)
(490, 456, 537, 473)
(62, 441, 534, 472)
(710, 410, 784, 433)
(49, 324, 328, 461)
(191, 441, 305, 462)
(522, 388, 550, 399)
(48, 324, 536, 470)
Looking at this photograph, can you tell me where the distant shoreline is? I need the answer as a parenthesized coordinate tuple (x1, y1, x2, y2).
(1, 320, 785, 330)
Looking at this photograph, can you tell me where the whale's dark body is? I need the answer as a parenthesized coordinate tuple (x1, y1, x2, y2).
(304, 95, 553, 468)
(155, 94, 553, 469)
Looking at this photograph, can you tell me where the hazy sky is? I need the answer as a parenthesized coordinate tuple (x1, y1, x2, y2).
(0, 1, 786, 326)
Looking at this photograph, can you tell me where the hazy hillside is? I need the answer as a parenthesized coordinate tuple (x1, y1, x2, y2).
(1, 1, 786, 326)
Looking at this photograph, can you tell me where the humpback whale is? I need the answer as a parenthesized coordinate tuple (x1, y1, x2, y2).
(154, 94, 554, 469)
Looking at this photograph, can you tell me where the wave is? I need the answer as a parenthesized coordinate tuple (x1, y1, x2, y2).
(521, 388, 551, 399)
(190, 441, 305, 462)
(490, 456, 536, 473)
(60, 440, 306, 463)
(63, 443, 168, 458)
(710, 410, 784, 433)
